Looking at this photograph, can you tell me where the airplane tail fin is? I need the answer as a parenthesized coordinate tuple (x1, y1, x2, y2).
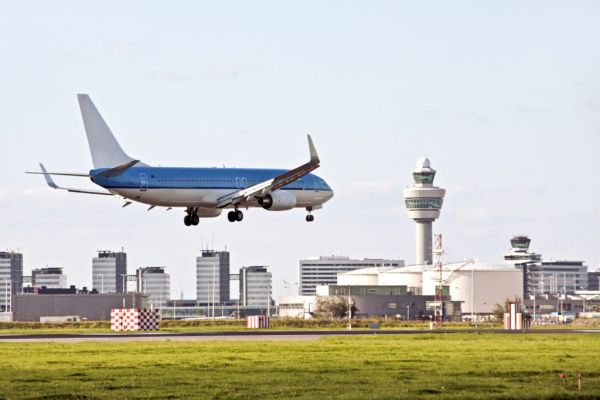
(77, 94, 140, 169)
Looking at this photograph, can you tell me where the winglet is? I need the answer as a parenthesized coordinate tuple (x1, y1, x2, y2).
(308, 134, 320, 164)
(39, 163, 58, 189)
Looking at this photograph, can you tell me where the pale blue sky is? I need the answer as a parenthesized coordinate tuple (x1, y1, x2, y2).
(1, 1, 599, 298)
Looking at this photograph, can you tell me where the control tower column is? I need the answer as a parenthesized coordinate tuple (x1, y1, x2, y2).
(416, 221, 433, 265)
(403, 158, 445, 266)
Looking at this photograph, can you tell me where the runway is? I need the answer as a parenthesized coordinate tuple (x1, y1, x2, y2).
(0, 328, 598, 342)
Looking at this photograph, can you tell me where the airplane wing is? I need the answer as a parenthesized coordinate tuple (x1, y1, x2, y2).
(30, 163, 113, 196)
(216, 135, 320, 208)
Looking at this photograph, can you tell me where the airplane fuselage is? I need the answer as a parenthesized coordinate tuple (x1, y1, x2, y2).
(91, 166, 334, 210)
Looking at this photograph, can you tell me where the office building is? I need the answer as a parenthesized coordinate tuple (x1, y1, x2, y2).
(403, 158, 446, 265)
(196, 250, 230, 304)
(239, 266, 272, 307)
(137, 267, 170, 308)
(125, 274, 138, 293)
(0, 251, 23, 311)
(32, 267, 68, 289)
(504, 235, 588, 295)
(299, 256, 404, 296)
(528, 261, 588, 295)
(92, 250, 127, 294)
(588, 270, 600, 291)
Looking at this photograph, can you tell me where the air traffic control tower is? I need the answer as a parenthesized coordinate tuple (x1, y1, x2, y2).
(403, 158, 446, 265)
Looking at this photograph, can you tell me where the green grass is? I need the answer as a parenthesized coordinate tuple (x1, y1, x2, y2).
(0, 333, 599, 399)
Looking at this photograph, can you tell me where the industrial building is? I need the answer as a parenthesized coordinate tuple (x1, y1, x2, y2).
(32, 267, 67, 288)
(336, 261, 522, 315)
(92, 250, 127, 294)
(14, 289, 147, 321)
(239, 266, 272, 307)
(196, 250, 230, 304)
(315, 284, 453, 319)
(136, 267, 170, 308)
(298, 256, 404, 296)
(403, 158, 445, 265)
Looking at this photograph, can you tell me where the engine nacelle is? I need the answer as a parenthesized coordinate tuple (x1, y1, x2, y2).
(258, 191, 297, 211)
(196, 208, 222, 218)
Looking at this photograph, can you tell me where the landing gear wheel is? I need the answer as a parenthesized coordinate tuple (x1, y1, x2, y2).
(191, 214, 200, 225)
(235, 210, 244, 222)
(306, 214, 314, 222)
(228, 211, 237, 222)
(184, 215, 192, 226)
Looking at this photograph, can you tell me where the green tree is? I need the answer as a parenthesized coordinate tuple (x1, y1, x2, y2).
(314, 296, 357, 319)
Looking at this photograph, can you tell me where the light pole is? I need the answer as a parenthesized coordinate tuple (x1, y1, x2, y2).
(212, 262, 216, 319)
(121, 274, 127, 294)
(347, 285, 352, 331)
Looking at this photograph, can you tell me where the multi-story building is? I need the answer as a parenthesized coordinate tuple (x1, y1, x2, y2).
(92, 250, 127, 294)
(587, 270, 600, 291)
(196, 250, 230, 304)
(299, 256, 404, 296)
(239, 266, 272, 307)
(528, 260, 588, 295)
(124, 274, 138, 293)
(136, 267, 170, 308)
(0, 251, 23, 311)
(32, 268, 67, 288)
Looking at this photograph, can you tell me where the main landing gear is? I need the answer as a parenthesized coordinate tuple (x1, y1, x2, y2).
(305, 207, 315, 222)
(183, 208, 200, 226)
(227, 208, 244, 222)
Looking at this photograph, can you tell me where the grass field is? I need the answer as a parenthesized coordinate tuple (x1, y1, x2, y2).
(1, 333, 599, 399)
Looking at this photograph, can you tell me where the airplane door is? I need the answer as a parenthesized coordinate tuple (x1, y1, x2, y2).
(140, 173, 148, 192)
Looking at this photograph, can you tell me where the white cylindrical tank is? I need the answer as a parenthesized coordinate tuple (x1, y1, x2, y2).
(379, 267, 423, 292)
(422, 263, 522, 314)
(337, 267, 380, 286)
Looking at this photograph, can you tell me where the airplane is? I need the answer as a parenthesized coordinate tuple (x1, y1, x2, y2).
(28, 94, 334, 226)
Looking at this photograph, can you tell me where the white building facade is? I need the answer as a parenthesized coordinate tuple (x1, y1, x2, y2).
(92, 250, 127, 294)
(299, 256, 404, 296)
(137, 267, 170, 308)
(32, 268, 67, 288)
(196, 250, 230, 304)
(240, 266, 272, 307)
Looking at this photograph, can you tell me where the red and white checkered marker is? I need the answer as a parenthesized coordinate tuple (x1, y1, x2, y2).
(111, 308, 161, 332)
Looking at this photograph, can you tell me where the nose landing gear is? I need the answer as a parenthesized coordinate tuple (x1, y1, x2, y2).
(305, 206, 315, 222)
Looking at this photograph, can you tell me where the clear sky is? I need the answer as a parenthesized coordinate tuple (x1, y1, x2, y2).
(1, 1, 599, 299)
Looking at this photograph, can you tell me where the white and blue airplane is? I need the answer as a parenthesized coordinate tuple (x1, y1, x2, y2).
(28, 94, 334, 226)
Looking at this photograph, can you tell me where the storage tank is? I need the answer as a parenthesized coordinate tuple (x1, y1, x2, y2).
(422, 262, 522, 314)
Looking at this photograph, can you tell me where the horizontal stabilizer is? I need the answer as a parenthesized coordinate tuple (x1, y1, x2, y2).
(32, 163, 113, 196)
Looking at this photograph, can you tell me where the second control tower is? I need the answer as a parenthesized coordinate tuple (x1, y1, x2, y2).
(403, 158, 446, 265)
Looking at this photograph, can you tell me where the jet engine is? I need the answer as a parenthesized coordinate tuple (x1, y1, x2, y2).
(258, 191, 297, 211)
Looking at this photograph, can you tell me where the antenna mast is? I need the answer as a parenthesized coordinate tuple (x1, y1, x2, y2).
(433, 233, 444, 327)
